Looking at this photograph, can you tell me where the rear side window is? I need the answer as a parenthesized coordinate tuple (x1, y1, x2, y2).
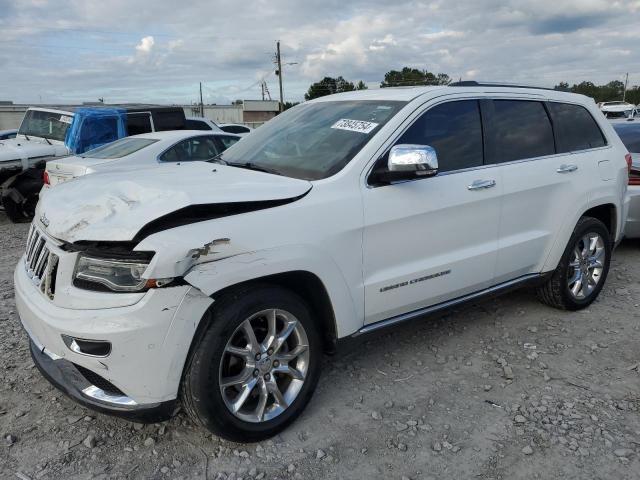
(185, 119, 213, 131)
(612, 123, 640, 153)
(160, 136, 221, 162)
(127, 113, 152, 135)
(492, 100, 555, 163)
(396, 100, 484, 172)
(217, 135, 240, 149)
(548, 103, 606, 152)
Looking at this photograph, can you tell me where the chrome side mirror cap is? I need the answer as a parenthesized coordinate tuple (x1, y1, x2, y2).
(388, 144, 438, 177)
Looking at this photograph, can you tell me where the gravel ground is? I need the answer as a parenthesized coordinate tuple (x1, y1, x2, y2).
(1, 212, 639, 480)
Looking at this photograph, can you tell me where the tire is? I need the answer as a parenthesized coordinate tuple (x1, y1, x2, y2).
(537, 216, 611, 310)
(2, 197, 29, 223)
(181, 285, 322, 442)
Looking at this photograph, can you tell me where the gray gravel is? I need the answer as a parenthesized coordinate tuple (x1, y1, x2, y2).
(1, 213, 639, 479)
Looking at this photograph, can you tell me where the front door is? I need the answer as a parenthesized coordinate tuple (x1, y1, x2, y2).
(362, 99, 502, 324)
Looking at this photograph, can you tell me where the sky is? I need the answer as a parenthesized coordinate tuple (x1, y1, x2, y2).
(0, 0, 639, 105)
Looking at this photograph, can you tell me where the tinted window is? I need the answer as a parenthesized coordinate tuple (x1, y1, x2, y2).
(185, 119, 213, 131)
(549, 103, 607, 152)
(160, 136, 221, 162)
(396, 100, 483, 172)
(221, 125, 249, 134)
(612, 123, 640, 153)
(127, 113, 152, 135)
(217, 135, 240, 149)
(492, 100, 555, 162)
(83, 138, 158, 159)
(152, 110, 186, 131)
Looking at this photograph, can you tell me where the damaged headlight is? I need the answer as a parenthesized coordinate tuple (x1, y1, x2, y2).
(73, 254, 170, 292)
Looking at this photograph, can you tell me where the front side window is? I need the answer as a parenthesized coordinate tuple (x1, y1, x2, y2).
(160, 136, 221, 162)
(218, 101, 406, 180)
(82, 137, 158, 159)
(18, 109, 72, 141)
(548, 102, 606, 152)
(395, 100, 484, 172)
(492, 100, 555, 162)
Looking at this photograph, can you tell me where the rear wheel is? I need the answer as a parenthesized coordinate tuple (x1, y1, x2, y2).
(537, 217, 611, 310)
(2, 196, 30, 223)
(181, 285, 322, 442)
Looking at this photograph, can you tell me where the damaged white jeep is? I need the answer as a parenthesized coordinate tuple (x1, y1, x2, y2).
(15, 83, 630, 441)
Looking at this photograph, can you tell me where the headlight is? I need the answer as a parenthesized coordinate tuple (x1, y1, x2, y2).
(73, 254, 170, 292)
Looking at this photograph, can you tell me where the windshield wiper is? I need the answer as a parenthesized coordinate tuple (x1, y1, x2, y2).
(43, 137, 52, 145)
(206, 152, 227, 164)
(226, 161, 282, 176)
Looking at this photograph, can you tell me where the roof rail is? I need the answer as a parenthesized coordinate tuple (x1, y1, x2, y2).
(449, 80, 556, 91)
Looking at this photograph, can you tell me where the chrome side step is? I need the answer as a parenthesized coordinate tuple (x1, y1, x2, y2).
(355, 273, 542, 336)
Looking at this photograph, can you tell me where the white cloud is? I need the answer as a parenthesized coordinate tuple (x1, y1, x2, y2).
(135, 36, 155, 54)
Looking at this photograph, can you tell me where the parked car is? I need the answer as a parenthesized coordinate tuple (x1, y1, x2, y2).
(185, 116, 223, 132)
(0, 129, 18, 140)
(1, 105, 186, 222)
(218, 123, 253, 136)
(599, 101, 636, 119)
(611, 119, 640, 238)
(44, 130, 241, 187)
(15, 83, 629, 442)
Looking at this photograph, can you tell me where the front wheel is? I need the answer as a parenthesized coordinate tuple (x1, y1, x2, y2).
(181, 285, 322, 442)
(537, 216, 611, 310)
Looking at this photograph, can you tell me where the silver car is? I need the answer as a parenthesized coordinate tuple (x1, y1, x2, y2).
(612, 119, 640, 237)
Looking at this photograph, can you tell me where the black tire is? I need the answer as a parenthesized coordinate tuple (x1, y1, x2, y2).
(2, 197, 29, 223)
(537, 216, 611, 310)
(180, 285, 322, 442)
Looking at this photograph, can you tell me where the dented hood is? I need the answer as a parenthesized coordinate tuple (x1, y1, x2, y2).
(0, 137, 61, 163)
(37, 161, 312, 243)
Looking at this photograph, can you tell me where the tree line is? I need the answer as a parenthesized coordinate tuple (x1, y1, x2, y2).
(302, 67, 638, 105)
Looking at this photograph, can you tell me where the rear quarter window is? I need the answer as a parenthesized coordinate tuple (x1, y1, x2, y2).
(548, 102, 606, 153)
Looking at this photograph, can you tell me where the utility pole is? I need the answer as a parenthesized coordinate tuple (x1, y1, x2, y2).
(276, 41, 284, 112)
(199, 82, 204, 117)
(623, 72, 629, 102)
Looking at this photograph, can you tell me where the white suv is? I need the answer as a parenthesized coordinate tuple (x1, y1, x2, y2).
(14, 83, 630, 442)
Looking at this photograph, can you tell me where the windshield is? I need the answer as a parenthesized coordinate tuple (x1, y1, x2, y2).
(18, 109, 72, 141)
(82, 137, 159, 159)
(613, 123, 640, 153)
(218, 100, 406, 180)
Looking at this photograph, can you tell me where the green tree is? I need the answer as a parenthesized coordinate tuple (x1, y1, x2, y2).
(304, 76, 356, 100)
(380, 67, 450, 87)
(553, 79, 632, 103)
(355, 80, 368, 90)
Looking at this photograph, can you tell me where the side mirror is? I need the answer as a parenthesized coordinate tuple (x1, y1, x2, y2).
(372, 144, 438, 184)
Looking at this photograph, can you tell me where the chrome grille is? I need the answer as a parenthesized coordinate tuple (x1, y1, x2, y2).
(24, 224, 58, 298)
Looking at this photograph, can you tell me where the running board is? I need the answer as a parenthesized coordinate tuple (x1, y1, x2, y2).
(354, 273, 543, 336)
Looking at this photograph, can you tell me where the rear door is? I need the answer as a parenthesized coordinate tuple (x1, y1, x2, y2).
(490, 99, 605, 282)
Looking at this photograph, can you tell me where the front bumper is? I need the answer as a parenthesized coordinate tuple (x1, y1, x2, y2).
(30, 340, 176, 422)
(14, 258, 213, 411)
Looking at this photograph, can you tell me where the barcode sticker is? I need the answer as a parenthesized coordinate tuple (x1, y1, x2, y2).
(331, 118, 379, 134)
(59, 115, 73, 124)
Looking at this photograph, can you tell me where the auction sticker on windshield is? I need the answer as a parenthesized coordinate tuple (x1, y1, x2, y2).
(59, 115, 73, 124)
(331, 118, 379, 134)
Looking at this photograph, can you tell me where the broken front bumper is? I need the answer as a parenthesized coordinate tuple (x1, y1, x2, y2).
(30, 340, 176, 422)
(14, 259, 214, 416)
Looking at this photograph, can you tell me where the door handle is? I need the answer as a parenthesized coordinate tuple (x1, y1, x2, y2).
(557, 164, 578, 173)
(467, 179, 496, 190)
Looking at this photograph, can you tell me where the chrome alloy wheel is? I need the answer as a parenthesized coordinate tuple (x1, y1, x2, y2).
(567, 233, 606, 300)
(219, 309, 310, 423)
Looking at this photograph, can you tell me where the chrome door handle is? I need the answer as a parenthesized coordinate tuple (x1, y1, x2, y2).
(467, 179, 496, 190)
(557, 164, 578, 173)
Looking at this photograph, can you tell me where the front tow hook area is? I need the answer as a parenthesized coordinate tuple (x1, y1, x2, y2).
(29, 340, 177, 423)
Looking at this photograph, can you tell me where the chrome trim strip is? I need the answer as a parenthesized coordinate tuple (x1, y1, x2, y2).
(82, 385, 138, 407)
(355, 273, 541, 336)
